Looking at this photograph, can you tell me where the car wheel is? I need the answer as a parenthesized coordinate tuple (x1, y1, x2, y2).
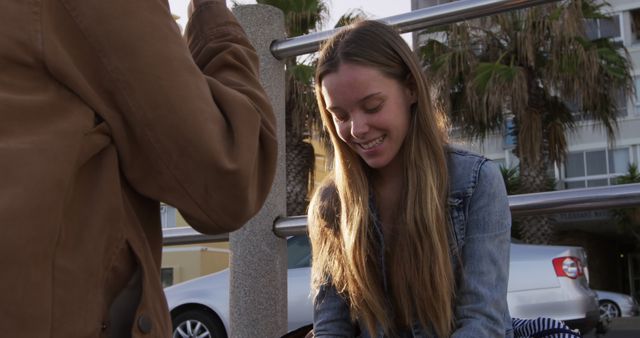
(172, 309, 226, 338)
(599, 300, 621, 320)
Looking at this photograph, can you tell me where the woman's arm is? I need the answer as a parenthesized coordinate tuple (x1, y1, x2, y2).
(452, 160, 512, 337)
(46, 0, 277, 233)
(313, 283, 357, 337)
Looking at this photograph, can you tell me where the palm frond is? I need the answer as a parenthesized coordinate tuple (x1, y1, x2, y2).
(334, 8, 367, 28)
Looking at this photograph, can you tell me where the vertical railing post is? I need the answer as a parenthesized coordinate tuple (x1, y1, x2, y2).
(230, 5, 287, 338)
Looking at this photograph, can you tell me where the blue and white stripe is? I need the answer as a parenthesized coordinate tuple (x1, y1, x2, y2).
(513, 317, 582, 338)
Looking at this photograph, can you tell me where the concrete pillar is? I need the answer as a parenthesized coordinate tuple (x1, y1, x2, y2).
(230, 5, 287, 338)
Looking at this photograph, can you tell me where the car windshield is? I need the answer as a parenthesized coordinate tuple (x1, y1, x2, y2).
(287, 236, 311, 269)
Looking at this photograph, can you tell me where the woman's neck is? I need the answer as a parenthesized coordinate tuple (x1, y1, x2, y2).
(372, 167, 403, 237)
(372, 148, 404, 200)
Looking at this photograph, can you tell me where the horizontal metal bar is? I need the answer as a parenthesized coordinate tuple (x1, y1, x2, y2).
(273, 183, 640, 236)
(163, 183, 640, 244)
(272, 215, 307, 238)
(508, 183, 640, 217)
(162, 226, 229, 246)
(270, 0, 558, 59)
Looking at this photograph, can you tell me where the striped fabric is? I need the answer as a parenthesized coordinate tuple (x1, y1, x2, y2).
(513, 317, 582, 338)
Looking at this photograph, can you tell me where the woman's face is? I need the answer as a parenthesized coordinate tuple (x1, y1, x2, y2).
(321, 63, 416, 172)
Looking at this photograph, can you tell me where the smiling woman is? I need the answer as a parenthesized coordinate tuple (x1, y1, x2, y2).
(307, 20, 513, 338)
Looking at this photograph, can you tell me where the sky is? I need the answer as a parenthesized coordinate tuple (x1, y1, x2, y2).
(168, 0, 411, 37)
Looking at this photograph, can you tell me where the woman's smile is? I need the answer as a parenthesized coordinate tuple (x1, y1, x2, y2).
(356, 135, 385, 150)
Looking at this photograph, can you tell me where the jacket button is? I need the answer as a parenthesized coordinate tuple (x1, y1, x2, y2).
(137, 314, 153, 334)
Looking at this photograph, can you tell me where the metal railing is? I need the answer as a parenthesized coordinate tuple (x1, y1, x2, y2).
(270, 0, 559, 59)
(163, 183, 640, 245)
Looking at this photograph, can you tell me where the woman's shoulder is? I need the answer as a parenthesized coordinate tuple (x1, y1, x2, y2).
(446, 144, 488, 165)
(446, 144, 502, 195)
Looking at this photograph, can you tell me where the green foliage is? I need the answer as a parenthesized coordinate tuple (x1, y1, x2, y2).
(616, 163, 640, 184)
(499, 165, 556, 195)
(499, 165, 521, 195)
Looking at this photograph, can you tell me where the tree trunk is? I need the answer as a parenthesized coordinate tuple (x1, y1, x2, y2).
(286, 136, 315, 216)
(284, 57, 316, 216)
(515, 80, 555, 244)
(517, 157, 555, 244)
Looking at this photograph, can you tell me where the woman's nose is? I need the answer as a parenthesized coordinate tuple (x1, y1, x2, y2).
(350, 113, 369, 139)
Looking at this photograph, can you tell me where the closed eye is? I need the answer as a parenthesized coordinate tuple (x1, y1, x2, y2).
(362, 96, 385, 113)
(364, 103, 383, 113)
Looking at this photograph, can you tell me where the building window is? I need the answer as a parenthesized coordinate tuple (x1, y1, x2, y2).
(635, 76, 640, 114)
(586, 14, 621, 41)
(631, 9, 640, 44)
(563, 148, 630, 189)
(420, 0, 453, 6)
(161, 267, 174, 288)
(614, 90, 628, 118)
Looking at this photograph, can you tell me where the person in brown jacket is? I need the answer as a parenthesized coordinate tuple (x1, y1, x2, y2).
(0, 0, 277, 337)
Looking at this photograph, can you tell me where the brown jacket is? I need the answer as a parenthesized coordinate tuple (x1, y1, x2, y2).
(0, 0, 277, 337)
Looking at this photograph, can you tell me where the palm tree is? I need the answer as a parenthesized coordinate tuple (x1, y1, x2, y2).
(421, 0, 634, 244)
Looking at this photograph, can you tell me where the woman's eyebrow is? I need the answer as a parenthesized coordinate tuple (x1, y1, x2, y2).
(359, 92, 383, 103)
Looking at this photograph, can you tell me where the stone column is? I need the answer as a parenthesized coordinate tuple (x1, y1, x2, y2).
(230, 5, 287, 338)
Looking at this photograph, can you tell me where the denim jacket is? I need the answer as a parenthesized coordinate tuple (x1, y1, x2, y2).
(313, 147, 513, 337)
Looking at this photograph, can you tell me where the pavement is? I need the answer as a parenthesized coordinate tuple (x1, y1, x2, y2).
(583, 317, 640, 338)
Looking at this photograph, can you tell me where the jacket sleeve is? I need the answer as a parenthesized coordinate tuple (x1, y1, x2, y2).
(452, 160, 513, 338)
(313, 283, 357, 337)
(48, 0, 277, 233)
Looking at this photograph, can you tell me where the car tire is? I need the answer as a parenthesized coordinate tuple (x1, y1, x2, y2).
(172, 309, 226, 338)
(599, 300, 621, 320)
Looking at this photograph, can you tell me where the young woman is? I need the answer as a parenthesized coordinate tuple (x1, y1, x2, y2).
(307, 20, 513, 337)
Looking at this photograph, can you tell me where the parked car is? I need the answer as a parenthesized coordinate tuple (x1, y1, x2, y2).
(595, 289, 639, 320)
(165, 235, 599, 338)
(507, 242, 599, 333)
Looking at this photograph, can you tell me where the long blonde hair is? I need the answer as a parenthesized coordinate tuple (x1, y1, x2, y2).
(308, 20, 454, 337)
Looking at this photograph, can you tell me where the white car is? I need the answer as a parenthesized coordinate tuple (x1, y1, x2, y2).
(165, 236, 599, 338)
(595, 289, 639, 320)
